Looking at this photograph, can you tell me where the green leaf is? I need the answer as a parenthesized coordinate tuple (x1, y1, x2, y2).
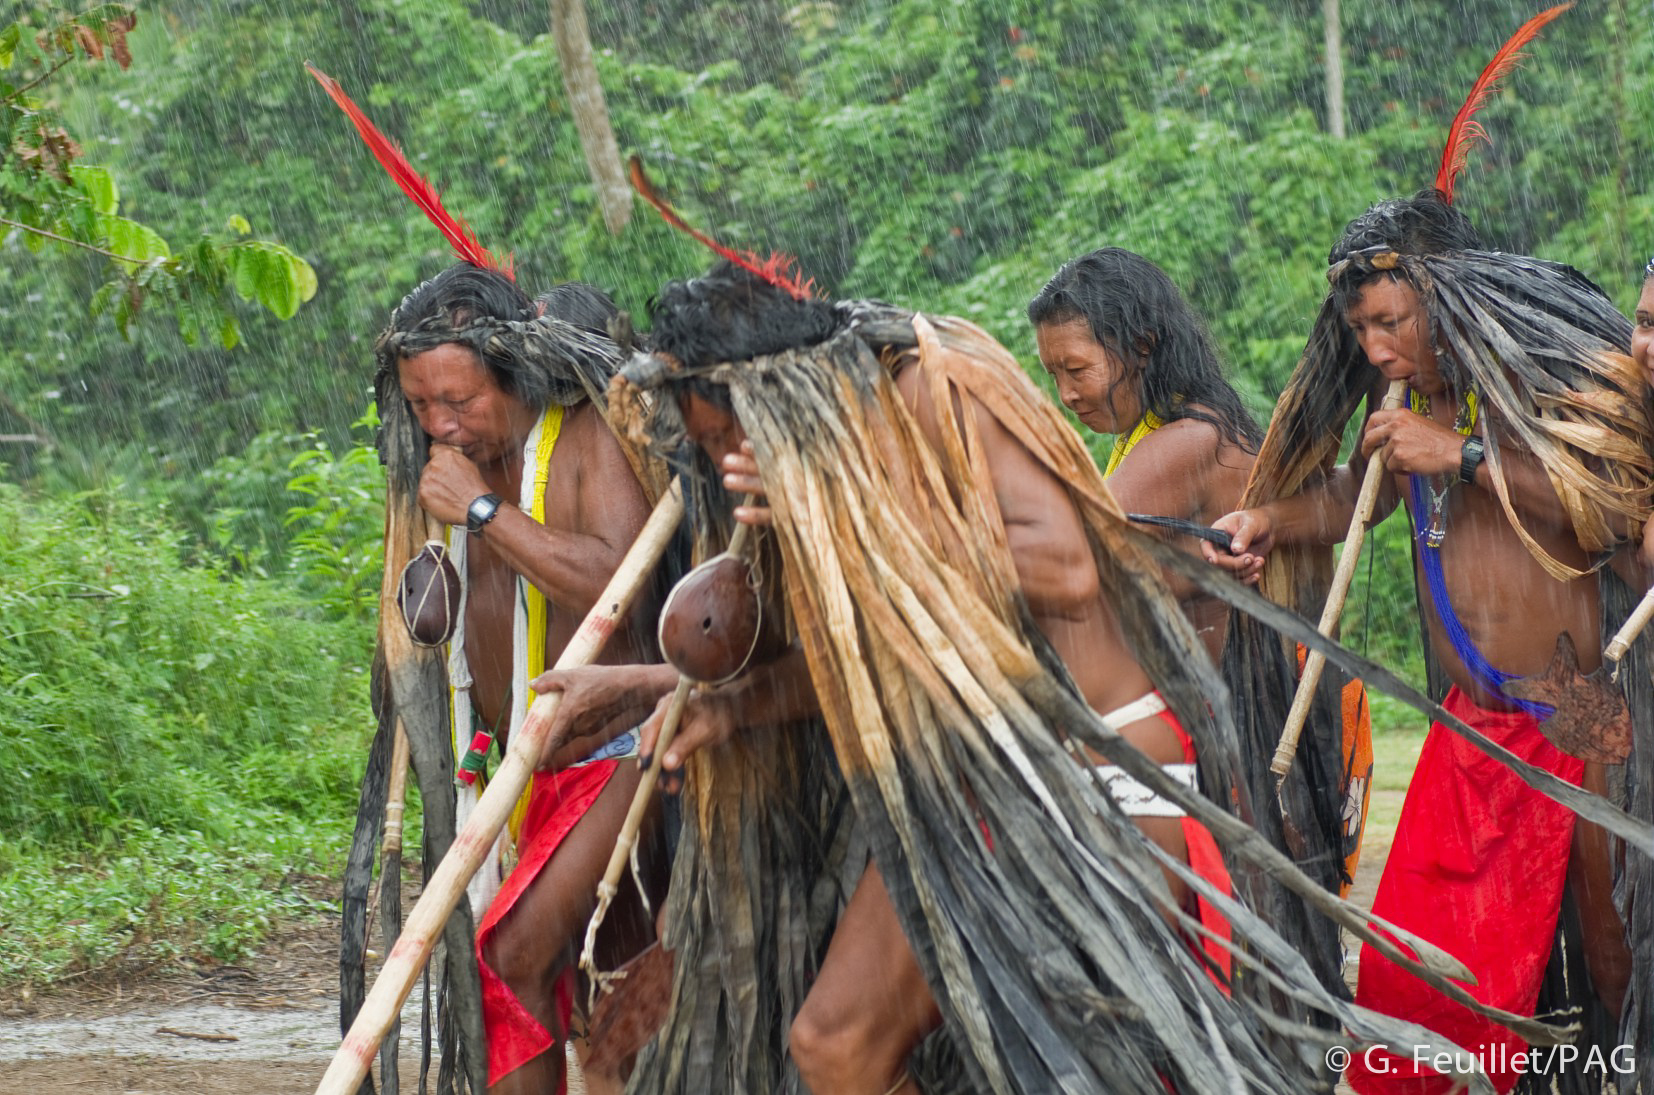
(72, 165, 120, 215)
(224, 242, 316, 320)
(98, 215, 171, 265)
(218, 313, 240, 351)
(0, 24, 20, 69)
(226, 214, 250, 236)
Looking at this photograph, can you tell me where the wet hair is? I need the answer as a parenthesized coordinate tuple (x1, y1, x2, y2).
(651, 260, 839, 370)
(378, 263, 540, 400)
(536, 282, 620, 338)
(1027, 247, 1261, 452)
(647, 260, 841, 410)
(1328, 189, 1482, 312)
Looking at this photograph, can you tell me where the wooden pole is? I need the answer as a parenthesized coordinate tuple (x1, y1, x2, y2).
(314, 482, 683, 1095)
(1271, 379, 1405, 779)
(1605, 584, 1654, 669)
(578, 676, 691, 987)
(579, 498, 759, 990)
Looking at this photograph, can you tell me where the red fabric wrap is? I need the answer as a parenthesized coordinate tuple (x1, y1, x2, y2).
(476, 759, 621, 1088)
(1157, 705, 1234, 982)
(1347, 686, 1582, 1094)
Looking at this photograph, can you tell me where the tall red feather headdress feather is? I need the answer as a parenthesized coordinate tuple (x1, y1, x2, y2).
(628, 156, 817, 301)
(1434, 3, 1571, 205)
(306, 63, 514, 280)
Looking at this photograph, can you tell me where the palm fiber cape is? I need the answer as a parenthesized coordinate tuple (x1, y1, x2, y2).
(1231, 246, 1654, 1093)
(615, 299, 1588, 1094)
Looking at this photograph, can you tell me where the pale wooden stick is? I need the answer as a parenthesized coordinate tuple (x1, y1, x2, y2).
(364, 722, 411, 924)
(382, 724, 411, 860)
(579, 676, 692, 992)
(578, 497, 759, 995)
(1271, 379, 1405, 779)
(1605, 584, 1654, 670)
(315, 481, 684, 1095)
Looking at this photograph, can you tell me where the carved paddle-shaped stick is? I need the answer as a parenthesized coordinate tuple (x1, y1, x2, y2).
(1272, 379, 1406, 779)
(314, 482, 684, 1095)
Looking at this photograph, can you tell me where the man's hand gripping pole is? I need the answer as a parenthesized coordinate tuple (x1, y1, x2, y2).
(1272, 379, 1406, 780)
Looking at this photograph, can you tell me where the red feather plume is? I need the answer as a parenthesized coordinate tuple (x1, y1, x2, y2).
(305, 63, 513, 280)
(1434, 3, 1571, 204)
(628, 157, 816, 301)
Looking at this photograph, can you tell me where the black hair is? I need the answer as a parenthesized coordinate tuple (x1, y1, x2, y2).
(379, 263, 540, 400)
(1328, 189, 1483, 313)
(1028, 247, 1261, 452)
(536, 282, 620, 338)
(651, 260, 840, 371)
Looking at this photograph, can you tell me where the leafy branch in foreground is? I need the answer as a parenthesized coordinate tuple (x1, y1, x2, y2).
(1, 5, 316, 347)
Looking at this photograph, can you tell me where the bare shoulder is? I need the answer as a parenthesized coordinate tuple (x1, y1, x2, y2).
(548, 401, 648, 534)
(1113, 410, 1254, 520)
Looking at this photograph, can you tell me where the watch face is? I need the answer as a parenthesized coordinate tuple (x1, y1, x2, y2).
(468, 493, 502, 530)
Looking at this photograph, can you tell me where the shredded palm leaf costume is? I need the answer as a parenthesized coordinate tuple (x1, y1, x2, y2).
(1235, 239, 1654, 1093)
(611, 263, 1593, 1094)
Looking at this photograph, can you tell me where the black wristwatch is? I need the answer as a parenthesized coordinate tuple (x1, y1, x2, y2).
(1458, 436, 1485, 486)
(466, 492, 504, 534)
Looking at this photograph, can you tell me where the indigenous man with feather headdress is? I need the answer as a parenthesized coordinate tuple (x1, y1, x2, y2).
(374, 263, 673, 1095)
(1205, 190, 1652, 1094)
(309, 66, 682, 1094)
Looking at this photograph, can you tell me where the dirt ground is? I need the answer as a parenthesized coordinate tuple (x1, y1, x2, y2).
(1, 791, 1412, 1095)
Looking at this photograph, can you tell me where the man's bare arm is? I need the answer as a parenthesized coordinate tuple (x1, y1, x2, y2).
(893, 362, 1099, 619)
(418, 423, 652, 615)
(1108, 417, 1247, 599)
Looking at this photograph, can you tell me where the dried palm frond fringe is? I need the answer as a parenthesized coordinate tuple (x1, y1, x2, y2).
(618, 309, 1651, 1094)
(1234, 247, 1654, 1094)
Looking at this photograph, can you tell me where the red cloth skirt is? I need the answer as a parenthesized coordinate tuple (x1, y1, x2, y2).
(1347, 686, 1582, 1094)
(1157, 705, 1235, 983)
(475, 759, 621, 1089)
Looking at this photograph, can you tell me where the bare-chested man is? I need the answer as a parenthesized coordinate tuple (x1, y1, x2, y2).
(1028, 246, 1260, 662)
(1204, 192, 1646, 1093)
(558, 261, 1243, 1095)
(379, 264, 665, 1095)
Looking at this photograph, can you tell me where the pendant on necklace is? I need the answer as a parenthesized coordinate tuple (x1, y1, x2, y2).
(1423, 474, 1450, 548)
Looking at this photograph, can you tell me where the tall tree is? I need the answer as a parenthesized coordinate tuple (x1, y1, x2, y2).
(1323, 0, 1345, 138)
(551, 0, 631, 233)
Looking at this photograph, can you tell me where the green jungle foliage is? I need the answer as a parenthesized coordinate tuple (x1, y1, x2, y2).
(0, 6, 317, 352)
(0, 479, 374, 982)
(1, 0, 1647, 977)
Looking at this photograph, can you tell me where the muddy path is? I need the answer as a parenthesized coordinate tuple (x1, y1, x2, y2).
(0, 881, 433, 1095)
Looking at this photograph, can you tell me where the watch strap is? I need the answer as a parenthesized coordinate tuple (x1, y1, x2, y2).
(1458, 436, 1486, 486)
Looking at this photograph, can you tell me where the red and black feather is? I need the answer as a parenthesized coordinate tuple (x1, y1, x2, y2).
(628, 157, 816, 301)
(306, 63, 513, 280)
(1434, 4, 1571, 204)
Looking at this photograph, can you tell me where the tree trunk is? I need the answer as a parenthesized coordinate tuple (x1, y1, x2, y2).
(1323, 0, 1345, 139)
(550, 0, 631, 234)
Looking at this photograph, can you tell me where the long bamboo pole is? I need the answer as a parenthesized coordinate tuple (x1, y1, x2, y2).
(1271, 379, 1405, 779)
(315, 481, 683, 1095)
